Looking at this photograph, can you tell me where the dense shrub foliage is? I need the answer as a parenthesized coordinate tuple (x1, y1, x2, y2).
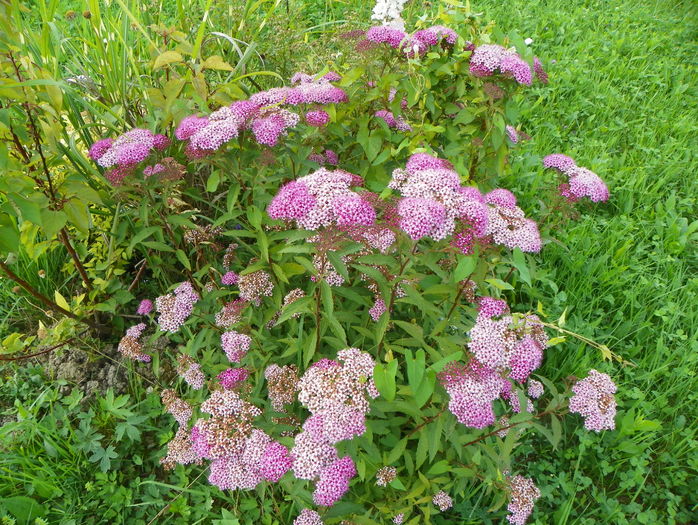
(3, 0, 694, 523)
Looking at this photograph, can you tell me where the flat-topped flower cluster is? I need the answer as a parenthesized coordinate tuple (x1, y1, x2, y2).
(544, 154, 610, 203)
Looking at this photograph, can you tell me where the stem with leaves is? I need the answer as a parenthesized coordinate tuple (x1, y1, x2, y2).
(6, 51, 93, 292)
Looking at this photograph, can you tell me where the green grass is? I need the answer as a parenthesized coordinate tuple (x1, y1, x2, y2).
(472, 0, 698, 522)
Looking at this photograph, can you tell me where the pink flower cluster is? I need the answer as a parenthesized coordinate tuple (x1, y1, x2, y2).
(293, 509, 324, 525)
(569, 369, 617, 432)
(88, 128, 170, 184)
(432, 490, 453, 511)
(469, 44, 533, 85)
(483, 189, 542, 253)
(217, 367, 249, 390)
(175, 72, 347, 155)
(250, 73, 347, 106)
(215, 299, 247, 328)
(469, 297, 548, 382)
(543, 154, 610, 203)
(369, 297, 387, 321)
(308, 149, 339, 166)
(527, 379, 544, 399)
(117, 322, 151, 362)
(238, 270, 274, 306)
(221, 271, 239, 285)
(439, 298, 549, 428)
(533, 57, 548, 83)
(161, 389, 193, 426)
(506, 475, 541, 525)
(136, 299, 153, 315)
(389, 153, 490, 242)
(177, 354, 205, 390)
(155, 281, 199, 333)
(305, 110, 330, 127)
(365, 24, 457, 56)
(374, 109, 412, 131)
(268, 168, 375, 230)
(506, 125, 520, 143)
(221, 330, 252, 363)
(185, 389, 292, 491)
(292, 349, 378, 507)
(439, 359, 507, 428)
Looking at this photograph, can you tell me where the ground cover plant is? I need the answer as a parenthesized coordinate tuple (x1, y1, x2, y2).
(0, 0, 696, 524)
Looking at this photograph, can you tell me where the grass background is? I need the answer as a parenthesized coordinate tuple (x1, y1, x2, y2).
(472, 0, 698, 522)
(1, 0, 696, 523)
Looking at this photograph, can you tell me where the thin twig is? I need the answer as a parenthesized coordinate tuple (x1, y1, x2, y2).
(59, 228, 94, 291)
(128, 257, 148, 292)
(462, 407, 566, 448)
(377, 243, 418, 356)
(408, 406, 446, 437)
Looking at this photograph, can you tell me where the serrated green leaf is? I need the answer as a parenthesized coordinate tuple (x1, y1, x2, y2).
(154, 50, 183, 69)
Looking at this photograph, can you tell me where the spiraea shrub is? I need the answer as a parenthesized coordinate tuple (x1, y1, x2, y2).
(1, 3, 620, 524)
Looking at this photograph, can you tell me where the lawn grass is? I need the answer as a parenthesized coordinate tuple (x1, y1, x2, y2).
(470, 0, 698, 522)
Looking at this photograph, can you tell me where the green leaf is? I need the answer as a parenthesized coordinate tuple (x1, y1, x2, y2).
(127, 226, 161, 253)
(386, 437, 408, 464)
(275, 295, 313, 325)
(201, 55, 234, 71)
(414, 372, 435, 408)
(416, 431, 429, 468)
(454, 109, 475, 125)
(142, 241, 175, 252)
(2, 496, 47, 522)
(320, 281, 334, 315)
(154, 50, 183, 69)
(206, 171, 221, 192)
(8, 193, 43, 225)
(366, 134, 382, 162)
(485, 278, 514, 291)
(64, 198, 91, 234)
(0, 213, 19, 253)
(257, 230, 269, 263)
(326, 251, 349, 281)
(511, 248, 531, 286)
(427, 460, 450, 475)
(453, 255, 476, 283)
(304, 328, 317, 367)
(247, 206, 263, 230)
(374, 360, 398, 402)
(429, 351, 463, 372)
(405, 349, 425, 391)
(428, 416, 443, 462)
(54, 291, 71, 312)
(62, 180, 103, 205)
(176, 249, 191, 270)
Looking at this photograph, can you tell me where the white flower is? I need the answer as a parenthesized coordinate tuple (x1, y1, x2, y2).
(524, 38, 534, 45)
(372, 0, 409, 30)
